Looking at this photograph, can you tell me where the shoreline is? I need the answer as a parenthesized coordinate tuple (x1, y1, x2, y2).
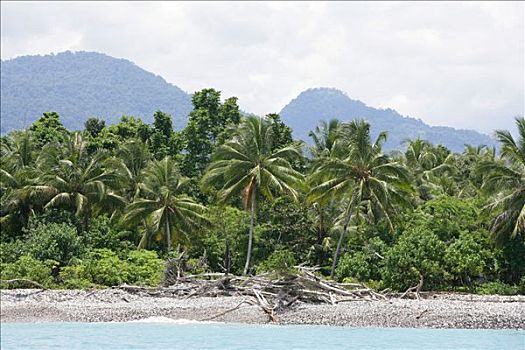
(1, 289, 524, 329)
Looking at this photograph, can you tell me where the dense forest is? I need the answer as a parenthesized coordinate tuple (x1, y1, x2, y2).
(1, 88, 524, 295)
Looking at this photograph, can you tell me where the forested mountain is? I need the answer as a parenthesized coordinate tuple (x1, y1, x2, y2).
(280, 88, 496, 152)
(0, 51, 192, 133)
(2, 52, 496, 152)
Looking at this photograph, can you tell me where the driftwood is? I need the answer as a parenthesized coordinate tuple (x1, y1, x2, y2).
(400, 273, 424, 300)
(0, 279, 46, 290)
(113, 265, 389, 322)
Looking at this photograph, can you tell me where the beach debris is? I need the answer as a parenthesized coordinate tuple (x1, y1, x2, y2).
(112, 265, 389, 322)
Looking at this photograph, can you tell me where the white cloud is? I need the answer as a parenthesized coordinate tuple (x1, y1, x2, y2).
(1, 1, 523, 134)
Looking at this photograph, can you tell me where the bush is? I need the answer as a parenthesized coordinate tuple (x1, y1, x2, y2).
(382, 229, 447, 291)
(0, 256, 55, 288)
(64, 248, 164, 287)
(24, 220, 83, 265)
(257, 249, 297, 274)
(444, 231, 492, 286)
(0, 240, 26, 263)
(122, 250, 164, 286)
(335, 237, 387, 282)
(84, 216, 135, 252)
(476, 282, 520, 295)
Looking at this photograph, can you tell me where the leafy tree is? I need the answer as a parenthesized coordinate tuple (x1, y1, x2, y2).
(382, 228, 447, 291)
(150, 111, 176, 160)
(123, 157, 208, 252)
(84, 118, 106, 137)
(181, 89, 241, 178)
(29, 112, 68, 147)
(202, 116, 304, 274)
(309, 119, 411, 277)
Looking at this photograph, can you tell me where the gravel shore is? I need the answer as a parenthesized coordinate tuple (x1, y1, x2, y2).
(1, 289, 524, 329)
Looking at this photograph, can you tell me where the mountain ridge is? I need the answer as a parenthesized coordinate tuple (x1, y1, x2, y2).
(280, 87, 496, 152)
(0, 51, 193, 133)
(1, 51, 496, 151)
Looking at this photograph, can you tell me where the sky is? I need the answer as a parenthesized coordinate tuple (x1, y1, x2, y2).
(1, 1, 523, 135)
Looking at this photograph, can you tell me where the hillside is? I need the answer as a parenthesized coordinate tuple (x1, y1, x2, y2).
(0, 51, 192, 133)
(280, 88, 496, 152)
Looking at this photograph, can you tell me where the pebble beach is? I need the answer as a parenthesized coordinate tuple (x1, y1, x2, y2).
(1, 289, 524, 329)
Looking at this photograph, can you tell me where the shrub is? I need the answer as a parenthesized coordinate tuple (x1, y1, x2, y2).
(444, 231, 492, 286)
(63, 248, 164, 287)
(122, 250, 164, 286)
(84, 216, 135, 252)
(476, 282, 520, 295)
(257, 249, 297, 274)
(335, 237, 387, 282)
(0, 256, 55, 288)
(24, 220, 83, 265)
(382, 229, 447, 291)
(0, 241, 26, 263)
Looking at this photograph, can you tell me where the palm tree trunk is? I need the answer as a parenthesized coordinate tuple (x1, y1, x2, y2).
(165, 217, 172, 253)
(330, 206, 353, 278)
(243, 192, 256, 275)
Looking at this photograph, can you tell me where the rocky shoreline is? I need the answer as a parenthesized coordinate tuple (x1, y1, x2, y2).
(1, 289, 524, 329)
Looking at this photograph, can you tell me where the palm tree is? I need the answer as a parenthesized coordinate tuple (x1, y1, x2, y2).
(479, 117, 525, 240)
(108, 140, 151, 201)
(309, 120, 411, 277)
(37, 133, 123, 230)
(202, 116, 304, 274)
(309, 119, 344, 159)
(403, 138, 453, 201)
(123, 157, 208, 252)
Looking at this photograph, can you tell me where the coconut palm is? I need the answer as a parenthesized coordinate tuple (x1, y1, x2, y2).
(37, 133, 124, 230)
(309, 119, 344, 158)
(403, 138, 454, 201)
(123, 156, 208, 252)
(479, 117, 525, 240)
(309, 119, 411, 277)
(201, 116, 304, 274)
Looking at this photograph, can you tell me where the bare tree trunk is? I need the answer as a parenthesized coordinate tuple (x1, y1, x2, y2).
(165, 217, 172, 253)
(243, 193, 256, 275)
(330, 207, 353, 278)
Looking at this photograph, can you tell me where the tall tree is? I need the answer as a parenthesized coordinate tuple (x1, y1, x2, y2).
(182, 89, 241, 178)
(479, 117, 525, 240)
(309, 120, 411, 277)
(123, 157, 208, 252)
(202, 116, 304, 274)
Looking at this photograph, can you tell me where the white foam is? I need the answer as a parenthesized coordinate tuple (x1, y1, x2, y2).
(126, 317, 221, 324)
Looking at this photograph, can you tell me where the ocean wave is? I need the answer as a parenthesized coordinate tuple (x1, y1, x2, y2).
(126, 317, 222, 324)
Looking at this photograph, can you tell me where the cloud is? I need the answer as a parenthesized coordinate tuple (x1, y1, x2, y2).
(1, 1, 523, 134)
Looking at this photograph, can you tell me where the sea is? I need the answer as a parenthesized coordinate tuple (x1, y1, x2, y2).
(1, 318, 523, 350)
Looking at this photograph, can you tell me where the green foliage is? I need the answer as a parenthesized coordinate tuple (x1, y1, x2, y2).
(382, 229, 447, 291)
(0, 256, 55, 288)
(84, 216, 135, 252)
(335, 237, 388, 282)
(476, 281, 520, 295)
(68, 249, 164, 287)
(257, 249, 297, 274)
(29, 112, 68, 148)
(23, 219, 83, 265)
(444, 231, 492, 285)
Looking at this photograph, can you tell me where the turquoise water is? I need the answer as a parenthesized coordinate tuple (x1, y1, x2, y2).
(1, 321, 523, 350)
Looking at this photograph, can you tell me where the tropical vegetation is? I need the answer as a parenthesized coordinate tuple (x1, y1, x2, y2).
(1, 89, 523, 294)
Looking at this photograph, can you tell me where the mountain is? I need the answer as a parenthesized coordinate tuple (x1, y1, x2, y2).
(280, 88, 496, 152)
(1, 52, 496, 152)
(0, 51, 193, 133)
